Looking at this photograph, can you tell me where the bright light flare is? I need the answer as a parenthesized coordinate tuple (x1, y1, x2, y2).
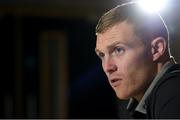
(137, 0, 168, 13)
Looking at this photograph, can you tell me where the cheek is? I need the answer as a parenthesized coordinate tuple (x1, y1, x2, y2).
(116, 54, 142, 75)
(101, 61, 106, 74)
(117, 51, 150, 85)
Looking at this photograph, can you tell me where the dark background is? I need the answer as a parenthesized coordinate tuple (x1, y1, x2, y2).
(1, 0, 180, 118)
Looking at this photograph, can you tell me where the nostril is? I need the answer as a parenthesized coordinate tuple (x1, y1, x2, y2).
(103, 57, 117, 74)
(107, 65, 117, 74)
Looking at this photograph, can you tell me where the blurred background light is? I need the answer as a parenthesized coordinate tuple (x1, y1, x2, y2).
(137, 0, 169, 13)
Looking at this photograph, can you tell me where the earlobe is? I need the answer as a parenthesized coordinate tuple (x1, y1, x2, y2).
(151, 37, 166, 61)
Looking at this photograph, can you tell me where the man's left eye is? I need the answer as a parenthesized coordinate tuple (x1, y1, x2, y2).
(114, 47, 125, 55)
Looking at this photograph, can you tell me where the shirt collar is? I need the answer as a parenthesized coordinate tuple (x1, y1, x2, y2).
(127, 58, 175, 114)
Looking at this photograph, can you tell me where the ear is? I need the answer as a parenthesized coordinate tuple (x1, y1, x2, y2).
(151, 37, 167, 61)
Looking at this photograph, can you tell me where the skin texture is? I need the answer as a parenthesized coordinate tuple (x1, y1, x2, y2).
(95, 21, 158, 101)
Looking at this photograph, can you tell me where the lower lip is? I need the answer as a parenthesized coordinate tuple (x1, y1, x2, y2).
(111, 79, 121, 87)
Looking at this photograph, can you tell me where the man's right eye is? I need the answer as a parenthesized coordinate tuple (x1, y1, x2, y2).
(98, 53, 105, 60)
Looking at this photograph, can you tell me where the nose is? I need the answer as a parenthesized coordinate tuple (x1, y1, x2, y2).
(103, 56, 117, 75)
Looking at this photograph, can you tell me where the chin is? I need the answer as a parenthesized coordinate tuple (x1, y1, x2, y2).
(114, 87, 131, 100)
(116, 92, 131, 100)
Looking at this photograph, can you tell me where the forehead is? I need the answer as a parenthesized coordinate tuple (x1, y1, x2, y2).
(96, 21, 140, 50)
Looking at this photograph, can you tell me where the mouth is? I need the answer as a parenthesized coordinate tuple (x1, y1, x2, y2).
(109, 78, 122, 87)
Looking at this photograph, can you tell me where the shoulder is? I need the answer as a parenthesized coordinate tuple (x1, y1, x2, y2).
(148, 64, 180, 118)
(155, 64, 180, 94)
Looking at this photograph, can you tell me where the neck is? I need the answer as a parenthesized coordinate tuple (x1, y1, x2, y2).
(135, 56, 175, 102)
(157, 56, 176, 74)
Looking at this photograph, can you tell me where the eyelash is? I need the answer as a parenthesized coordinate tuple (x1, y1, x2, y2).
(96, 46, 125, 60)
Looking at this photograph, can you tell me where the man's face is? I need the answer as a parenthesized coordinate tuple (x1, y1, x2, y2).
(95, 21, 156, 100)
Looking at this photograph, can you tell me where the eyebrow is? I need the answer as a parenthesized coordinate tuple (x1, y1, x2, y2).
(107, 41, 125, 50)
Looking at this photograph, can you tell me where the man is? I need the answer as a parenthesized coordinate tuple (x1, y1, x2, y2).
(95, 2, 180, 119)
